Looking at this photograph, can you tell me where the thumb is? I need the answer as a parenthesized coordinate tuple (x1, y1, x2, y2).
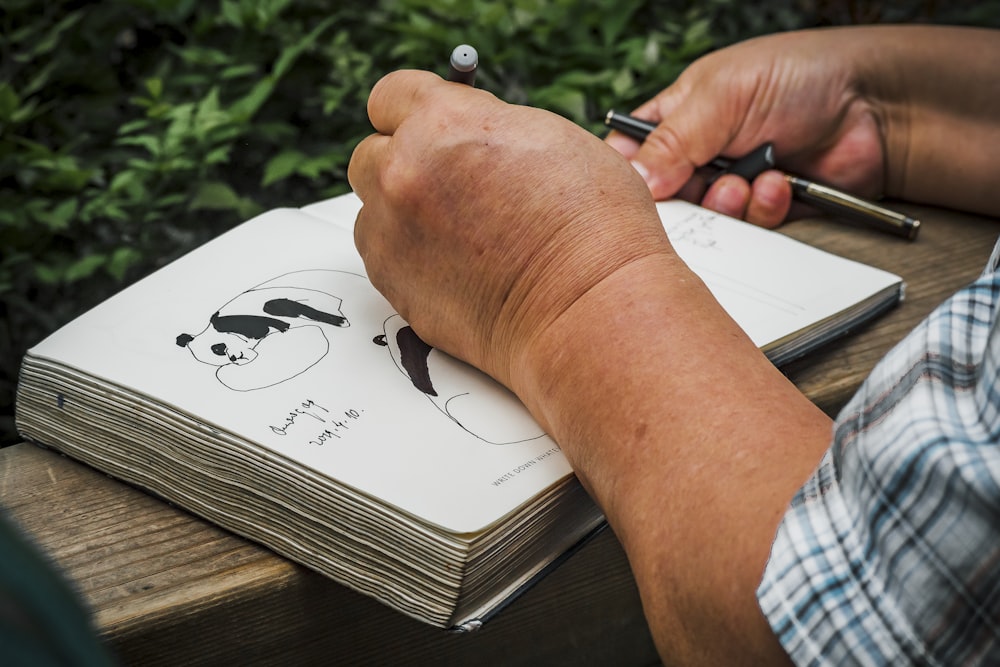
(627, 67, 751, 201)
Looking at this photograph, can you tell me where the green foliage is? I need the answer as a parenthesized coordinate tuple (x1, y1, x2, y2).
(1, 0, 998, 446)
(378, 0, 807, 133)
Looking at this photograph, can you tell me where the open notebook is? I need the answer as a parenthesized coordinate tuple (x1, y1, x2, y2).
(15, 193, 902, 629)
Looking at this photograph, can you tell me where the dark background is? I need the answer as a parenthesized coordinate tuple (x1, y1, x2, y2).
(3, 0, 999, 446)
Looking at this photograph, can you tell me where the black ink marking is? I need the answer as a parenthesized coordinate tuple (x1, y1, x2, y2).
(210, 310, 290, 339)
(309, 429, 339, 446)
(269, 399, 331, 436)
(397, 326, 436, 396)
(175, 270, 364, 391)
(264, 298, 347, 327)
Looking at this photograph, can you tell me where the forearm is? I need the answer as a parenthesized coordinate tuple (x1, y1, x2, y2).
(855, 25, 1000, 215)
(515, 253, 833, 665)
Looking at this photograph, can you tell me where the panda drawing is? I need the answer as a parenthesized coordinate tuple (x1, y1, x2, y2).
(374, 314, 545, 445)
(176, 270, 544, 443)
(176, 270, 356, 391)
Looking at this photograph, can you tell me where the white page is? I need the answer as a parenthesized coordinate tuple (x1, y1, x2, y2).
(654, 200, 900, 349)
(300, 193, 362, 232)
(29, 208, 569, 535)
(303, 194, 901, 351)
(28, 194, 899, 535)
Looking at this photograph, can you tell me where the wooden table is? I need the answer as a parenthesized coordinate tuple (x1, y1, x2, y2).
(1, 204, 996, 666)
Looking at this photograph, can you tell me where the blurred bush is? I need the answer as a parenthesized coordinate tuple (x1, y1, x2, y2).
(2, 0, 998, 446)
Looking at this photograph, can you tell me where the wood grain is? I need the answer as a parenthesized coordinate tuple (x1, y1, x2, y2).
(781, 203, 997, 414)
(2, 204, 995, 666)
(0, 443, 658, 666)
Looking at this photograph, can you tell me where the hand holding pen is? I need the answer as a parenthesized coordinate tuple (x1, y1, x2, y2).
(605, 111, 919, 240)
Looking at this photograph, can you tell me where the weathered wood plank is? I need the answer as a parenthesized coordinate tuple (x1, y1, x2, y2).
(1, 444, 658, 666)
(781, 203, 998, 414)
(2, 203, 995, 665)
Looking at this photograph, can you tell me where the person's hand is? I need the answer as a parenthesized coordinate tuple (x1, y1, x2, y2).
(349, 70, 671, 392)
(606, 28, 886, 227)
(350, 65, 838, 667)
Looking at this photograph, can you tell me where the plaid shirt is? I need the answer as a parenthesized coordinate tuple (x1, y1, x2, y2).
(758, 239, 1000, 666)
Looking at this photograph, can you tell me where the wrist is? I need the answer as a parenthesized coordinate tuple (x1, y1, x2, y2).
(512, 249, 833, 663)
(852, 25, 1000, 214)
(510, 251, 720, 499)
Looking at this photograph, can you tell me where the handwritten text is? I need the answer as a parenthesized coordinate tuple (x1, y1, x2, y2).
(267, 399, 363, 446)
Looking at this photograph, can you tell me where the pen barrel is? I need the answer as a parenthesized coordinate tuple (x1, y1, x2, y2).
(714, 142, 775, 181)
(787, 177, 920, 240)
(604, 111, 656, 143)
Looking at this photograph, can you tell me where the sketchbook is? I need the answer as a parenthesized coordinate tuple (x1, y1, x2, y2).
(15, 193, 903, 629)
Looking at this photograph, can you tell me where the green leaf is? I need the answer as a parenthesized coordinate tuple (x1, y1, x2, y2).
(10, 97, 40, 125)
(18, 10, 84, 61)
(29, 198, 78, 231)
(22, 60, 56, 98)
(106, 247, 143, 281)
(118, 118, 153, 135)
(34, 263, 62, 285)
(65, 254, 107, 282)
(262, 149, 305, 187)
(204, 145, 231, 165)
(220, 64, 260, 79)
(680, 17, 713, 57)
(36, 160, 92, 192)
(145, 78, 163, 99)
(117, 134, 162, 157)
(611, 68, 634, 98)
(531, 85, 588, 123)
(0, 84, 20, 123)
(51, 198, 78, 226)
(108, 170, 147, 200)
(189, 181, 242, 211)
(220, 0, 244, 28)
(230, 16, 336, 121)
(298, 154, 340, 179)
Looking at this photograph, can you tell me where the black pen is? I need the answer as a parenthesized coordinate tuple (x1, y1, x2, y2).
(448, 44, 478, 86)
(605, 110, 921, 240)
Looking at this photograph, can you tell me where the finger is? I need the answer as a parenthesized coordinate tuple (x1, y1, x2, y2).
(672, 172, 710, 205)
(604, 130, 641, 160)
(353, 201, 385, 279)
(632, 76, 730, 199)
(701, 173, 751, 220)
(366, 69, 445, 136)
(347, 132, 392, 203)
(632, 133, 699, 201)
(629, 56, 766, 202)
(745, 170, 792, 228)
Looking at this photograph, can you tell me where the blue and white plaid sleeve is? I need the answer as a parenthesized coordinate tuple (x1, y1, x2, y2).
(757, 239, 1000, 666)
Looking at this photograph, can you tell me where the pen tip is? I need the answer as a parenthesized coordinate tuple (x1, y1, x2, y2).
(605, 109, 615, 125)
